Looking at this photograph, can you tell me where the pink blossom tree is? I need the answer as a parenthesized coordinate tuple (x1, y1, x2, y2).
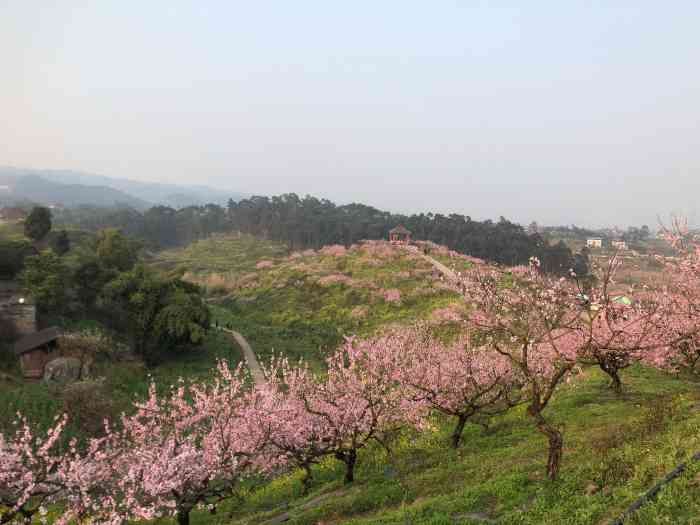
(288, 336, 419, 484)
(461, 258, 586, 480)
(659, 218, 700, 371)
(390, 327, 524, 448)
(96, 362, 274, 525)
(0, 414, 69, 524)
(572, 255, 678, 392)
(0, 414, 111, 525)
(252, 361, 336, 493)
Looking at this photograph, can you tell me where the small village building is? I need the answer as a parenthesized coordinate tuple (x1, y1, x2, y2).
(611, 239, 627, 250)
(389, 225, 411, 245)
(0, 207, 28, 222)
(14, 327, 60, 380)
(586, 238, 603, 249)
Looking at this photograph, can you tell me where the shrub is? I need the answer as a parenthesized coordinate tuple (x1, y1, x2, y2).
(60, 379, 116, 437)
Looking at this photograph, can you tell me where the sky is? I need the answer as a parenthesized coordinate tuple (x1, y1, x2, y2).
(1, 1, 699, 227)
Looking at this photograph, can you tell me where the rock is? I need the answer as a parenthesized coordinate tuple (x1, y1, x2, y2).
(584, 483, 600, 496)
(43, 357, 87, 385)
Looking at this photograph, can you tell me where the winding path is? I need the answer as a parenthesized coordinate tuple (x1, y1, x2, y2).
(218, 327, 265, 385)
(211, 247, 458, 388)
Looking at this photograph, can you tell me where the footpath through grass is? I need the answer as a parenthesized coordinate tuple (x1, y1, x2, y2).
(165, 236, 467, 367)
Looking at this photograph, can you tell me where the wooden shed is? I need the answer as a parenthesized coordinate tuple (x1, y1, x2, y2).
(389, 225, 411, 245)
(14, 327, 60, 380)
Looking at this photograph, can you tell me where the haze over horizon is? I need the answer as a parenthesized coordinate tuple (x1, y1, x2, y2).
(2, 2, 699, 228)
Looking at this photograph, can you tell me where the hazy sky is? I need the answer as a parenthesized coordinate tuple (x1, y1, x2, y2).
(2, 2, 699, 227)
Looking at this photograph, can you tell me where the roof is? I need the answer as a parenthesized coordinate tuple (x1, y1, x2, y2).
(0, 207, 28, 220)
(14, 327, 60, 356)
(389, 225, 411, 235)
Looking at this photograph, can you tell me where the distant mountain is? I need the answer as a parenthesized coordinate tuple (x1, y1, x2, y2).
(0, 167, 246, 209)
(0, 171, 151, 209)
(10, 168, 244, 208)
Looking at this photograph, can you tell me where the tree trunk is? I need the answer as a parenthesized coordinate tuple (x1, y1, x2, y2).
(336, 450, 357, 484)
(451, 414, 468, 448)
(177, 506, 191, 525)
(301, 464, 313, 495)
(600, 362, 623, 394)
(528, 406, 563, 481)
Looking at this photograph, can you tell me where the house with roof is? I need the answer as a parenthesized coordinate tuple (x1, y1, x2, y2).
(0, 207, 28, 222)
(586, 238, 603, 249)
(389, 225, 411, 245)
(14, 327, 60, 380)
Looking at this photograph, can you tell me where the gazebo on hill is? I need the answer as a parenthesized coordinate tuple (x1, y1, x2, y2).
(389, 225, 411, 245)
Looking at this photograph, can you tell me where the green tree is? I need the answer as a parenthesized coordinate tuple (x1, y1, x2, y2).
(0, 240, 37, 279)
(50, 230, 71, 256)
(101, 265, 210, 364)
(19, 251, 68, 312)
(95, 228, 139, 271)
(24, 206, 52, 242)
(72, 257, 115, 309)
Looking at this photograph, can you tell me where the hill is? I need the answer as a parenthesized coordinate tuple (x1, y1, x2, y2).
(153, 235, 700, 524)
(157, 235, 468, 366)
(0, 171, 150, 209)
(0, 167, 245, 208)
(2, 234, 699, 524)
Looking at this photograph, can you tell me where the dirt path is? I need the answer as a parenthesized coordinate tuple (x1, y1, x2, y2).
(219, 327, 265, 385)
(416, 251, 460, 283)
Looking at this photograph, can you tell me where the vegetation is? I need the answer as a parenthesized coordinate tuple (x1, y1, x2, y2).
(23, 206, 52, 242)
(54, 193, 578, 273)
(1, 216, 698, 525)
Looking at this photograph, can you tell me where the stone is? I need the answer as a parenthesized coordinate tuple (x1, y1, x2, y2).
(584, 483, 600, 496)
(43, 357, 87, 385)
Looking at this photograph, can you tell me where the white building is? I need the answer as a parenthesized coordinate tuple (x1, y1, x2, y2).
(586, 238, 603, 249)
(611, 239, 627, 250)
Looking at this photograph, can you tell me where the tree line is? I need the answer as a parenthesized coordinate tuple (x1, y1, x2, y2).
(54, 194, 582, 274)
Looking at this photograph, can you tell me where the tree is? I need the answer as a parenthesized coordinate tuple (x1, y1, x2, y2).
(390, 326, 523, 448)
(100, 265, 210, 364)
(95, 228, 139, 271)
(462, 259, 585, 480)
(0, 240, 36, 279)
(287, 336, 420, 484)
(72, 257, 114, 309)
(573, 255, 675, 393)
(19, 251, 69, 312)
(49, 230, 70, 256)
(96, 363, 273, 525)
(0, 414, 109, 525)
(23, 206, 52, 242)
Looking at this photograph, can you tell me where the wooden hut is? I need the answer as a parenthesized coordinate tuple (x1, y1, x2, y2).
(389, 225, 411, 245)
(14, 327, 60, 380)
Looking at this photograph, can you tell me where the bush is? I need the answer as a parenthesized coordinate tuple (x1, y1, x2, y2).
(60, 379, 116, 437)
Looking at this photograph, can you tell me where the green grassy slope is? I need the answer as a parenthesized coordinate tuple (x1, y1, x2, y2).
(167, 366, 700, 525)
(163, 235, 466, 366)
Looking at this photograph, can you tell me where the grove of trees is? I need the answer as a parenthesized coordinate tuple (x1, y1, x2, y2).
(2, 219, 697, 524)
(53, 195, 579, 273)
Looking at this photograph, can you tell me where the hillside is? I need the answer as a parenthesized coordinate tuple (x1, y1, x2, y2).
(158, 235, 468, 366)
(0, 167, 246, 208)
(2, 234, 700, 524)
(148, 235, 700, 525)
(0, 172, 150, 209)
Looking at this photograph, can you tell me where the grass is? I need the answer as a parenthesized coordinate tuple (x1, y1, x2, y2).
(5, 234, 700, 524)
(160, 235, 466, 366)
(0, 329, 242, 438)
(154, 233, 290, 274)
(173, 365, 700, 525)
